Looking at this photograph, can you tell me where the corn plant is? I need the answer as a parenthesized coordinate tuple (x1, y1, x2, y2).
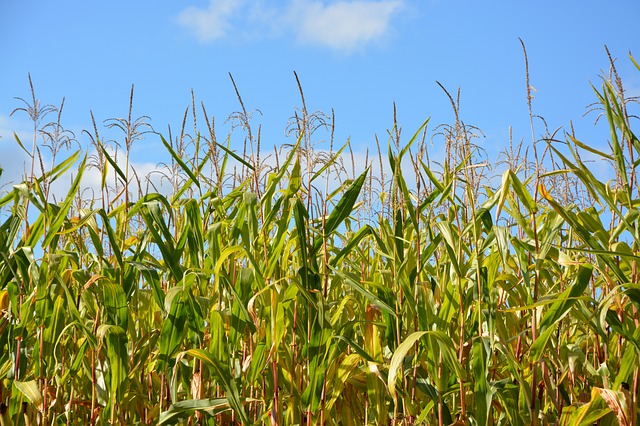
(0, 54, 638, 426)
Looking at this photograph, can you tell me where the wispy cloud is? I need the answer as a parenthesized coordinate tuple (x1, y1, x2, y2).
(176, 0, 245, 43)
(287, 0, 403, 52)
(176, 0, 405, 52)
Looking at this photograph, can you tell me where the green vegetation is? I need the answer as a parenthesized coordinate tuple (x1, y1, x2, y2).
(0, 51, 639, 425)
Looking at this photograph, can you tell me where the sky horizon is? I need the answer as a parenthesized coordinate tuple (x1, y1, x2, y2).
(1, 1, 639, 193)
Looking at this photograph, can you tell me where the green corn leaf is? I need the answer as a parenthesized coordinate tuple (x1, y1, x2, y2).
(35, 149, 82, 187)
(183, 348, 251, 425)
(331, 335, 376, 364)
(324, 353, 361, 412)
(568, 134, 613, 160)
(102, 280, 129, 329)
(41, 295, 66, 375)
(312, 167, 369, 255)
(209, 310, 229, 365)
(613, 341, 638, 390)
(247, 342, 267, 385)
(159, 398, 232, 424)
(631, 53, 640, 71)
(508, 170, 537, 212)
(472, 338, 493, 426)
(96, 324, 128, 423)
(331, 267, 396, 318)
(99, 209, 124, 268)
(129, 262, 165, 311)
(262, 135, 301, 206)
(530, 264, 593, 362)
(388, 330, 464, 401)
(310, 139, 349, 183)
(213, 246, 243, 276)
(288, 158, 302, 195)
(388, 122, 427, 231)
(160, 134, 201, 189)
(171, 154, 209, 202)
(420, 159, 445, 192)
(388, 331, 426, 401)
(601, 85, 629, 188)
(99, 142, 127, 183)
(13, 132, 32, 157)
(216, 134, 254, 171)
(330, 224, 372, 266)
(43, 155, 86, 249)
(141, 201, 183, 283)
(265, 198, 293, 278)
(157, 288, 187, 372)
(293, 198, 321, 291)
(436, 222, 463, 278)
(57, 208, 100, 235)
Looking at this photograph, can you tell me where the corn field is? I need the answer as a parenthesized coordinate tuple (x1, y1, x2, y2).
(0, 52, 639, 425)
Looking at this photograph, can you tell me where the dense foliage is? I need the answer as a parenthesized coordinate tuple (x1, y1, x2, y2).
(0, 55, 639, 425)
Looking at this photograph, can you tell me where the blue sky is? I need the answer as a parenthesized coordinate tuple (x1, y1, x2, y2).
(1, 0, 639, 189)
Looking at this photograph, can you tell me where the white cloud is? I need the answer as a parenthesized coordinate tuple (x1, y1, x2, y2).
(175, 0, 404, 53)
(0, 116, 175, 206)
(176, 0, 244, 43)
(287, 0, 404, 52)
(75, 154, 175, 202)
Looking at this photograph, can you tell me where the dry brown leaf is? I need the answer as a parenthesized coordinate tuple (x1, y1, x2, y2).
(595, 387, 630, 426)
(191, 370, 202, 400)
